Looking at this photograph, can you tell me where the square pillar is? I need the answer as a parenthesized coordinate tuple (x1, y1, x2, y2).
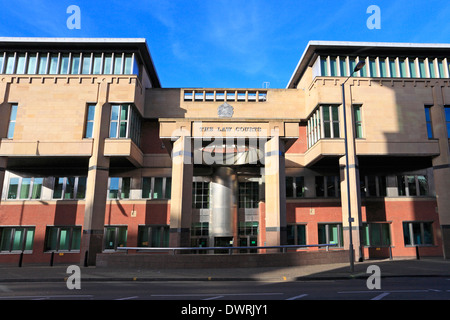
(264, 135, 286, 248)
(80, 79, 111, 266)
(340, 83, 364, 262)
(430, 86, 450, 259)
(0, 158, 7, 204)
(169, 136, 193, 248)
(339, 156, 364, 262)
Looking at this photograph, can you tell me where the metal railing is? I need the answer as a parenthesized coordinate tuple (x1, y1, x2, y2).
(116, 243, 338, 255)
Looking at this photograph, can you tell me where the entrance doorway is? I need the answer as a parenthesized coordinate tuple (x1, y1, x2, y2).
(214, 236, 233, 253)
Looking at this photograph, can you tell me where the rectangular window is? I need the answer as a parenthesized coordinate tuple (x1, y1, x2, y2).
(321, 105, 340, 138)
(329, 57, 337, 76)
(286, 176, 305, 198)
(138, 225, 169, 247)
(38, 54, 48, 74)
(7, 177, 43, 200)
(424, 106, 433, 138)
(193, 181, 210, 209)
(399, 58, 407, 77)
(315, 176, 339, 197)
(84, 104, 95, 138)
(321, 105, 339, 138)
(7, 104, 18, 139)
(389, 59, 396, 77)
(379, 58, 387, 77)
(104, 226, 127, 250)
(92, 54, 102, 74)
(16, 53, 26, 74)
(0, 227, 35, 252)
(403, 222, 433, 246)
(71, 54, 80, 74)
(103, 54, 113, 74)
(318, 223, 343, 247)
(320, 57, 328, 76)
(339, 56, 347, 77)
(191, 222, 209, 237)
(5, 53, 15, 74)
(409, 58, 417, 78)
(238, 182, 259, 208)
(45, 226, 81, 252)
(359, 58, 367, 77)
(397, 175, 428, 196)
(445, 106, 450, 138)
(108, 177, 130, 199)
(142, 177, 172, 199)
(437, 59, 446, 78)
(363, 223, 391, 247)
(124, 54, 133, 74)
(49, 54, 59, 74)
(27, 54, 37, 74)
(81, 54, 91, 74)
(418, 59, 426, 77)
(109, 104, 141, 145)
(113, 54, 123, 74)
(353, 105, 363, 138)
(52, 177, 86, 200)
(360, 175, 387, 197)
(428, 59, 436, 78)
(348, 57, 357, 76)
(287, 224, 306, 245)
(60, 54, 70, 74)
(0, 54, 4, 73)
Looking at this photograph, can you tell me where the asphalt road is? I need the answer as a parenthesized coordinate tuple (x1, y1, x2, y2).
(0, 276, 449, 301)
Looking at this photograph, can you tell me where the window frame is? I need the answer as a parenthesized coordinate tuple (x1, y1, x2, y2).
(353, 104, 363, 138)
(286, 224, 307, 246)
(403, 221, 434, 246)
(108, 177, 131, 200)
(142, 177, 172, 200)
(396, 174, 428, 197)
(363, 222, 391, 247)
(52, 176, 87, 200)
(137, 225, 170, 248)
(192, 181, 210, 209)
(104, 225, 128, 251)
(286, 176, 305, 198)
(84, 104, 96, 138)
(44, 225, 82, 252)
(7, 176, 43, 200)
(7, 103, 18, 139)
(0, 226, 35, 253)
(318, 223, 344, 247)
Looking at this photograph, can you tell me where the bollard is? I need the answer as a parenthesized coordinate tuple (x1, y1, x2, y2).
(50, 251, 54, 266)
(415, 245, 420, 260)
(18, 251, 24, 267)
(84, 250, 89, 267)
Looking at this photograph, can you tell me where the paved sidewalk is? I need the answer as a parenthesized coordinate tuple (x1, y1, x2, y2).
(0, 258, 449, 282)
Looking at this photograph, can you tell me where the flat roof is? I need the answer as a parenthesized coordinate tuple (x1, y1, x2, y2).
(0, 37, 161, 88)
(287, 40, 450, 89)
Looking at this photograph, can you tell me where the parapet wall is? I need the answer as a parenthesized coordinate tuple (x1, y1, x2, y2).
(96, 250, 348, 269)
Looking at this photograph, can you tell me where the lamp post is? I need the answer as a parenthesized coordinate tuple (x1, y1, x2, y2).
(341, 61, 365, 273)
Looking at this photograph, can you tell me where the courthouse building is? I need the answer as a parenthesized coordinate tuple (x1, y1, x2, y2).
(0, 38, 449, 265)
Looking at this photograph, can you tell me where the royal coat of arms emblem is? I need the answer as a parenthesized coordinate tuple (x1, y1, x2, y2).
(218, 102, 234, 118)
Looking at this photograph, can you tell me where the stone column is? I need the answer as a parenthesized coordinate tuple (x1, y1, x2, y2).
(264, 135, 287, 248)
(340, 83, 364, 262)
(169, 135, 193, 247)
(0, 78, 11, 205)
(0, 158, 7, 204)
(80, 79, 111, 266)
(430, 85, 450, 259)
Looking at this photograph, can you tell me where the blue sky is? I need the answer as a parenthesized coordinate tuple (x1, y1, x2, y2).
(0, 0, 449, 88)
